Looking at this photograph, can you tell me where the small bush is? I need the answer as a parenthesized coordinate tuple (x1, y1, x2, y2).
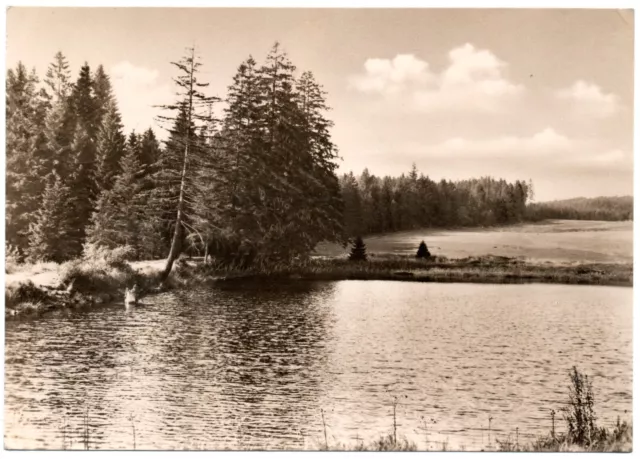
(18, 301, 45, 314)
(348, 236, 368, 262)
(563, 366, 598, 446)
(496, 434, 521, 452)
(82, 243, 136, 270)
(416, 240, 431, 259)
(529, 368, 632, 452)
(5, 281, 52, 308)
(58, 244, 139, 294)
(322, 434, 418, 452)
(358, 434, 417, 451)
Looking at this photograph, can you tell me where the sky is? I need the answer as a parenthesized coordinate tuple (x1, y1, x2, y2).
(6, 7, 634, 201)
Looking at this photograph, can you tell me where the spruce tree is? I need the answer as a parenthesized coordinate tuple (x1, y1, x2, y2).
(207, 44, 345, 267)
(41, 52, 75, 180)
(92, 64, 114, 126)
(348, 236, 368, 262)
(68, 123, 97, 256)
(139, 128, 161, 172)
(416, 240, 431, 258)
(43, 95, 76, 180)
(256, 43, 302, 262)
(295, 70, 344, 246)
(206, 56, 267, 265)
(88, 142, 146, 257)
(6, 63, 49, 253)
(27, 172, 75, 263)
(66, 63, 100, 255)
(71, 62, 99, 139)
(152, 46, 218, 279)
(137, 130, 162, 255)
(44, 51, 73, 102)
(95, 99, 126, 193)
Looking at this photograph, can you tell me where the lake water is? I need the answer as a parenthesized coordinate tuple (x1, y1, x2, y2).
(4, 281, 632, 451)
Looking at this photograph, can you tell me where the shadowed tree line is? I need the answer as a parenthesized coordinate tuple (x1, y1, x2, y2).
(340, 167, 533, 237)
(6, 52, 163, 262)
(6, 44, 344, 274)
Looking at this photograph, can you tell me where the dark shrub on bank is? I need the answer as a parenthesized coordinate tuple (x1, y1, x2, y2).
(58, 244, 152, 296)
(349, 236, 368, 262)
(416, 240, 431, 258)
(5, 280, 53, 310)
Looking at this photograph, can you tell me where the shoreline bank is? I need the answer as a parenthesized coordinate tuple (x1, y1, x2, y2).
(5, 254, 632, 320)
(213, 255, 633, 289)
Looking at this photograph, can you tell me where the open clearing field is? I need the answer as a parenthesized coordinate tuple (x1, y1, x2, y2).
(315, 220, 633, 263)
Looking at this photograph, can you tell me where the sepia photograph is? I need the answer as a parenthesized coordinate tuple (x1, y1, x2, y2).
(3, 4, 635, 453)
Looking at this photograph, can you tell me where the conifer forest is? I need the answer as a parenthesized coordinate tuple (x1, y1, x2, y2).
(5, 43, 622, 271)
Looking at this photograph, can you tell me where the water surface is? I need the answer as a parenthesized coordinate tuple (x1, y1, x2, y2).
(5, 281, 632, 450)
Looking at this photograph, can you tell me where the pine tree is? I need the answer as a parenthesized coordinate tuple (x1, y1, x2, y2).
(139, 128, 161, 172)
(6, 63, 49, 253)
(43, 95, 76, 180)
(68, 123, 97, 256)
(416, 240, 431, 258)
(88, 142, 147, 257)
(44, 51, 73, 102)
(255, 43, 306, 259)
(71, 62, 99, 139)
(27, 172, 75, 263)
(348, 236, 368, 262)
(65, 63, 101, 255)
(92, 64, 114, 126)
(295, 70, 344, 246)
(95, 99, 126, 193)
(196, 45, 345, 268)
(41, 52, 76, 180)
(152, 46, 218, 279)
(205, 56, 267, 266)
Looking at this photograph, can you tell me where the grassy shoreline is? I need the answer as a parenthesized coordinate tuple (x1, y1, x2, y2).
(278, 255, 633, 287)
(5, 252, 632, 320)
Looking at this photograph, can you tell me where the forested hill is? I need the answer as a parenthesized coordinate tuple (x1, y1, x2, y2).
(526, 196, 633, 222)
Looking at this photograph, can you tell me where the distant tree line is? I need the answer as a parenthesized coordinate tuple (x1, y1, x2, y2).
(340, 167, 533, 237)
(526, 196, 633, 222)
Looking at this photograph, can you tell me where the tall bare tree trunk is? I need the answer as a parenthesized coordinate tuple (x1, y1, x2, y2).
(161, 48, 195, 282)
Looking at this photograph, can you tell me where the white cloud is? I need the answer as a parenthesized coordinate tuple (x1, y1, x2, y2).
(556, 80, 619, 118)
(577, 148, 629, 167)
(110, 61, 174, 139)
(419, 127, 573, 158)
(349, 54, 432, 95)
(399, 128, 630, 171)
(348, 43, 524, 113)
